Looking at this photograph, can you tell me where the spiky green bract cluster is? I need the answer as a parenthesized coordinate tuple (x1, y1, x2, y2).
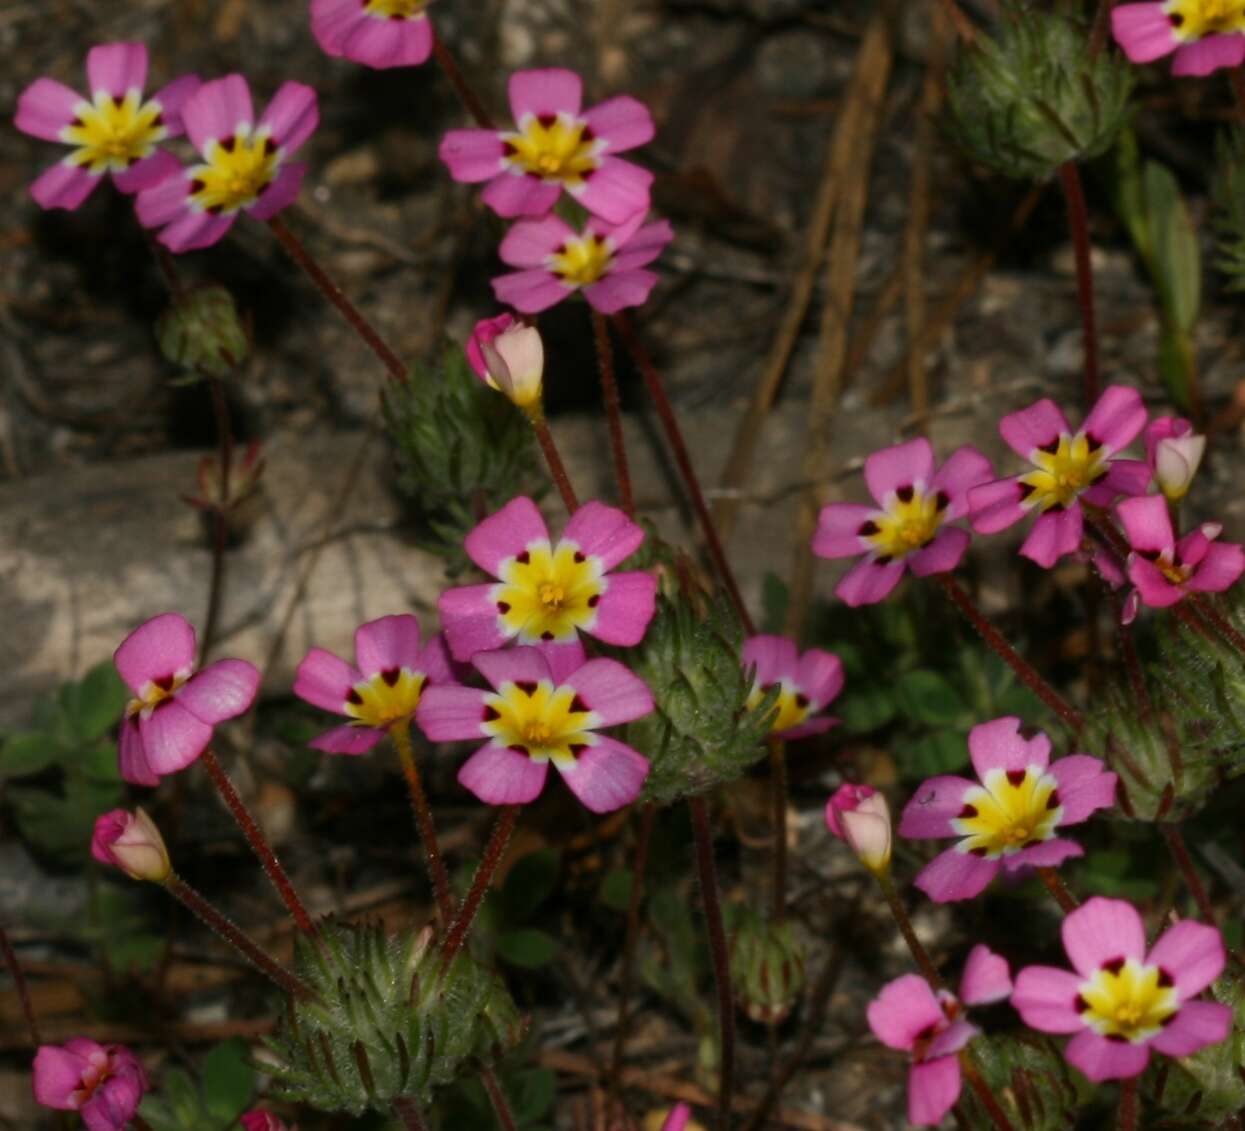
(157, 285, 249, 380)
(1211, 128, 1245, 291)
(264, 920, 523, 1115)
(961, 1034, 1090, 1130)
(618, 590, 777, 806)
(729, 908, 805, 1025)
(382, 344, 542, 577)
(945, 6, 1133, 181)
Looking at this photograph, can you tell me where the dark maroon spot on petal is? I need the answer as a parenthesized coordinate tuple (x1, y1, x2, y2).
(516, 681, 537, 695)
(502, 140, 518, 156)
(858, 520, 880, 537)
(483, 705, 500, 721)
(1018, 482, 1035, 499)
(1157, 967, 1175, 988)
(568, 743, 587, 757)
(1046, 790, 1061, 810)
(71, 116, 84, 128)
(573, 551, 586, 563)
(1138, 549, 1161, 561)
(155, 674, 176, 691)
(958, 804, 978, 819)
(580, 125, 595, 141)
(587, 594, 600, 607)
(970, 846, 989, 857)
(537, 113, 557, 128)
(570, 694, 589, 713)
(497, 601, 511, 613)
(1106, 1033, 1129, 1043)
(935, 490, 950, 511)
(1006, 769, 1027, 786)
(264, 137, 278, 155)
(382, 668, 400, 687)
(1102, 956, 1126, 975)
(915, 1024, 938, 1042)
(1085, 432, 1103, 453)
(190, 179, 206, 194)
(516, 550, 530, 564)
(207, 204, 223, 215)
(1038, 437, 1061, 454)
(541, 631, 555, 641)
(125, 155, 139, 167)
(795, 693, 810, 708)
(153, 697, 175, 711)
(509, 743, 528, 754)
(1047, 502, 1065, 513)
(1090, 469, 1108, 485)
(580, 168, 595, 181)
(1171, 552, 1183, 567)
(1170, 11, 1184, 24)
(347, 689, 364, 705)
(152, 113, 164, 127)
(1160, 1012, 1176, 1026)
(919, 536, 936, 549)
(1022, 839, 1041, 849)
(896, 485, 915, 503)
(525, 170, 543, 180)
(876, 555, 893, 566)
(390, 10, 403, 16)
(1074, 994, 1090, 1013)
(219, 136, 236, 151)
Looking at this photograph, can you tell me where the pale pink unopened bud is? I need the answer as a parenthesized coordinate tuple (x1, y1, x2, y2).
(466, 314, 544, 409)
(1145, 417, 1205, 501)
(825, 784, 892, 875)
(91, 808, 171, 883)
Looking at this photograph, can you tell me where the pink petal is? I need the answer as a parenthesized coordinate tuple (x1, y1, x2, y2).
(584, 269, 660, 313)
(572, 157, 654, 224)
(898, 774, 977, 839)
(1176, 525, 1215, 568)
(930, 445, 994, 518)
(310, 0, 366, 53)
(538, 638, 589, 684)
(1128, 556, 1183, 608)
(293, 647, 360, 713)
(864, 438, 935, 504)
(914, 848, 998, 902)
(150, 74, 202, 135)
(1083, 458, 1152, 505)
(419, 632, 465, 685)
(658, 1104, 692, 1131)
(590, 571, 658, 645)
(563, 659, 653, 725)
(562, 500, 646, 569)
(508, 68, 582, 121)
(87, 43, 148, 99)
(1083, 385, 1147, 454)
(583, 94, 655, 152)
(1111, 3, 1180, 62)
(111, 149, 180, 195)
(247, 162, 305, 220)
(960, 944, 1012, 1006)
(355, 614, 423, 678)
(119, 718, 158, 787)
(1003, 837, 1083, 870)
(15, 78, 85, 141)
(493, 267, 571, 313)
(465, 496, 549, 575)
(30, 162, 101, 211)
(742, 635, 798, 685)
(968, 478, 1027, 534)
(835, 557, 905, 607)
(1146, 920, 1226, 999)
(138, 700, 213, 775)
(340, 13, 432, 68)
(33, 1045, 88, 1109)
(416, 685, 490, 741)
(1020, 506, 1083, 569)
(438, 583, 510, 661)
(907, 527, 970, 577)
(156, 209, 235, 253)
(183, 75, 254, 155)
(866, 973, 944, 1051)
(1065, 1030, 1148, 1082)
(1150, 1000, 1233, 1057)
(1011, 966, 1087, 1033)
(556, 735, 649, 812)
(610, 219, 676, 272)
(458, 743, 548, 805)
(259, 82, 318, 152)
(780, 716, 836, 739)
(83, 1076, 143, 1131)
(1191, 542, 1245, 592)
(115, 612, 197, 693)
(1172, 33, 1245, 75)
(176, 659, 259, 724)
(135, 169, 192, 227)
(1000, 399, 1069, 459)
(1048, 755, 1116, 824)
(1061, 896, 1145, 978)
(968, 716, 1049, 778)
(812, 503, 873, 559)
(1118, 494, 1173, 554)
(309, 724, 385, 755)
(908, 1057, 962, 1127)
(796, 648, 843, 707)
(472, 645, 552, 691)
(481, 172, 563, 218)
(438, 129, 506, 183)
(925, 1018, 979, 1060)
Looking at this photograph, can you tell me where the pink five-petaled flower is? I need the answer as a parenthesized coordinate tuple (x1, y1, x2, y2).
(660, 1104, 694, 1131)
(825, 783, 892, 876)
(1118, 494, 1245, 611)
(1112, 0, 1245, 76)
(742, 635, 843, 740)
(437, 496, 658, 662)
(91, 808, 171, 883)
(1013, 897, 1232, 1081)
(1146, 416, 1206, 501)
(311, 0, 433, 69)
(33, 1039, 148, 1131)
(114, 612, 260, 786)
(968, 385, 1150, 569)
(241, 1112, 292, 1131)
(467, 313, 544, 409)
(898, 717, 1116, 903)
(439, 68, 654, 223)
(492, 210, 674, 315)
(15, 43, 200, 211)
(867, 945, 1013, 1126)
(135, 74, 317, 252)
(416, 643, 653, 812)
(294, 615, 457, 754)
(812, 438, 993, 607)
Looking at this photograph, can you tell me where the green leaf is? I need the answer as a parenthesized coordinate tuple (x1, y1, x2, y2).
(1145, 161, 1200, 332)
(9, 776, 124, 864)
(496, 928, 559, 969)
(901, 730, 968, 777)
(599, 868, 634, 913)
(894, 670, 966, 726)
(72, 662, 128, 742)
(508, 1067, 556, 1124)
(201, 1038, 256, 1120)
(760, 572, 789, 635)
(838, 685, 897, 733)
(0, 732, 58, 779)
(1157, 321, 1196, 415)
(498, 848, 560, 923)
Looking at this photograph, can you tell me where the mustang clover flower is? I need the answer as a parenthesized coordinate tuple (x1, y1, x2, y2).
(826, 783, 892, 876)
(33, 1039, 148, 1131)
(899, 717, 1116, 902)
(136, 74, 318, 252)
(1145, 416, 1205, 501)
(15, 43, 200, 210)
(1113, 0, 1245, 75)
(742, 635, 843, 740)
(91, 809, 171, 883)
(311, 0, 433, 69)
(1013, 897, 1232, 1080)
(466, 313, 544, 410)
(241, 1113, 292, 1131)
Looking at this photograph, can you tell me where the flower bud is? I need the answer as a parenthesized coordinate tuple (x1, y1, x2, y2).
(157, 285, 250, 380)
(466, 314, 544, 409)
(91, 808, 171, 883)
(184, 441, 266, 514)
(730, 910, 806, 1025)
(1145, 417, 1205, 501)
(241, 1113, 291, 1131)
(825, 784, 891, 876)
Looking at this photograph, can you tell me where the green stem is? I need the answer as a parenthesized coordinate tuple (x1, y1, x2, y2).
(440, 805, 520, 969)
(390, 722, 454, 923)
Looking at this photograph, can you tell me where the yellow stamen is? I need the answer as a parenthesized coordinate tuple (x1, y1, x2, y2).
(548, 234, 614, 287)
(187, 128, 280, 215)
(952, 766, 1063, 859)
(61, 90, 166, 175)
(860, 487, 947, 563)
(493, 541, 604, 644)
(501, 114, 599, 186)
(747, 682, 813, 734)
(1018, 432, 1108, 512)
(344, 667, 427, 729)
(484, 679, 597, 767)
(1165, 0, 1245, 38)
(1077, 958, 1179, 1043)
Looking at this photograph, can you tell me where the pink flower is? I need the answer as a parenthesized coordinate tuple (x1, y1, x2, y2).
(241, 1112, 292, 1131)
(813, 439, 993, 607)
(898, 717, 1116, 903)
(135, 75, 317, 252)
(416, 643, 653, 812)
(1118, 495, 1244, 610)
(742, 635, 843, 740)
(91, 808, 171, 883)
(1013, 897, 1232, 1081)
(437, 496, 658, 662)
(114, 613, 260, 785)
(825, 784, 892, 875)
(294, 615, 458, 754)
(1112, 3, 1245, 76)
(14, 43, 200, 210)
(311, 0, 433, 69)
(439, 68, 654, 223)
(969, 386, 1150, 569)
(492, 211, 673, 315)
(467, 313, 544, 408)
(33, 1039, 148, 1131)
(1145, 416, 1205, 501)
(867, 945, 1013, 1126)
(660, 1104, 693, 1131)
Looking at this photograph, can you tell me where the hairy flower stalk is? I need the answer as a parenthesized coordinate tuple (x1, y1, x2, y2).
(592, 310, 635, 516)
(529, 408, 580, 514)
(440, 805, 520, 971)
(1058, 163, 1099, 407)
(391, 721, 453, 923)
(0, 924, 40, 1046)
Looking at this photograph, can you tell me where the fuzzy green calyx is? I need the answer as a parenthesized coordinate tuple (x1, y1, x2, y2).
(263, 920, 524, 1115)
(157, 285, 249, 380)
(945, 6, 1133, 181)
(730, 909, 806, 1025)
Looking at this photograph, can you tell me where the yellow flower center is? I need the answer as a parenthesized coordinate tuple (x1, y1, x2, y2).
(188, 128, 280, 215)
(61, 90, 166, 175)
(548, 234, 614, 287)
(747, 682, 812, 734)
(502, 113, 600, 185)
(1165, 0, 1245, 37)
(483, 679, 598, 768)
(492, 541, 604, 644)
(1077, 959, 1179, 1043)
(859, 486, 947, 563)
(363, 0, 428, 16)
(951, 766, 1063, 859)
(1018, 432, 1108, 512)
(125, 670, 191, 720)
(344, 667, 427, 729)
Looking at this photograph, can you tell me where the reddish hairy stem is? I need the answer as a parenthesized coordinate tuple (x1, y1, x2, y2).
(876, 872, 945, 991)
(391, 723, 454, 924)
(1189, 594, 1245, 656)
(768, 739, 789, 922)
(0, 923, 41, 1046)
(392, 1096, 430, 1131)
(431, 37, 494, 128)
(480, 1066, 520, 1131)
(200, 749, 316, 934)
(1057, 163, 1099, 408)
(528, 410, 580, 514)
(609, 803, 656, 1104)
(1037, 867, 1079, 914)
(200, 377, 234, 664)
(1159, 824, 1216, 923)
(440, 805, 519, 970)
(591, 311, 635, 517)
(1117, 1077, 1137, 1131)
(960, 1052, 1018, 1131)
